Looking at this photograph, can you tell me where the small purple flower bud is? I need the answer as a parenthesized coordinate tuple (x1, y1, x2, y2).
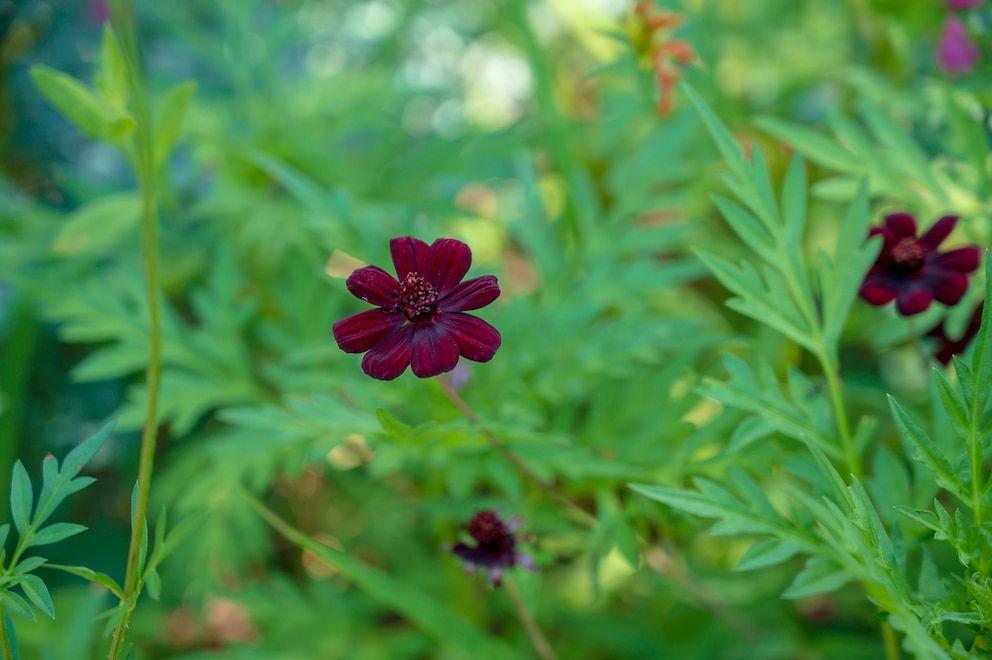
(936, 16, 980, 75)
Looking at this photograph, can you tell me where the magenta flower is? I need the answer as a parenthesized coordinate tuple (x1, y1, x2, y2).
(859, 213, 980, 316)
(936, 16, 980, 75)
(448, 510, 536, 587)
(946, 0, 983, 9)
(332, 237, 501, 380)
(926, 302, 984, 365)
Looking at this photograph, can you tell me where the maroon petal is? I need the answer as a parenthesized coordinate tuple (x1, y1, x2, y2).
(931, 271, 970, 306)
(361, 325, 415, 380)
(440, 276, 500, 312)
(884, 213, 917, 238)
(390, 236, 430, 279)
(896, 286, 934, 316)
(333, 309, 407, 353)
(930, 246, 981, 273)
(921, 215, 959, 249)
(422, 239, 472, 295)
(436, 313, 501, 362)
(346, 265, 398, 306)
(860, 269, 898, 306)
(408, 323, 460, 378)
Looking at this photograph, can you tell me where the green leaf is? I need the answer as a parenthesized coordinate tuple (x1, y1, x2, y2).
(154, 81, 197, 165)
(27, 523, 86, 548)
(0, 591, 35, 621)
(376, 408, 413, 440)
(9, 461, 32, 536)
(12, 557, 47, 576)
(18, 575, 53, 619)
(37, 455, 59, 522)
(0, 524, 9, 551)
(781, 154, 807, 251)
(95, 26, 129, 112)
(42, 564, 123, 599)
(62, 421, 115, 476)
(735, 538, 804, 571)
(963, 255, 992, 412)
(887, 395, 968, 503)
(29, 66, 108, 140)
(2, 610, 16, 660)
(683, 84, 750, 188)
(782, 555, 850, 599)
(144, 568, 161, 601)
(52, 193, 142, 257)
(756, 117, 862, 173)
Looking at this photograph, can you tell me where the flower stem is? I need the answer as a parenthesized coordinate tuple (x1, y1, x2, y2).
(882, 620, 900, 660)
(817, 349, 860, 481)
(0, 605, 12, 660)
(505, 578, 557, 660)
(435, 375, 595, 526)
(106, 2, 163, 657)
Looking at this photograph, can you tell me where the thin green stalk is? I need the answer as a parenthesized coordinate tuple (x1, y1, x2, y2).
(0, 605, 11, 660)
(817, 349, 860, 480)
(106, 2, 163, 657)
(505, 578, 557, 660)
(435, 375, 595, 526)
(882, 621, 900, 660)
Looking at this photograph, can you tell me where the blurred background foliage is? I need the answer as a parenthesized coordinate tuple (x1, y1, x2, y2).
(0, 0, 990, 657)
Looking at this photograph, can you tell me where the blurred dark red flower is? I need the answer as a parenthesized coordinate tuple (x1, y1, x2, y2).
(926, 302, 984, 365)
(449, 510, 535, 587)
(936, 16, 979, 75)
(333, 237, 501, 380)
(860, 213, 979, 316)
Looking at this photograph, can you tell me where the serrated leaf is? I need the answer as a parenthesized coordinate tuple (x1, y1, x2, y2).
(735, 538, 804, 571)
(18, 574, 53, 619)
(9, 462, 32, 536)
(154, 81, 197, 165)
(27, 523, 86, 548)
(933, 368, 968, 440)
(43, 564, 123, 599)
(29, 66, 107, 140)
(964, 256, 992, 412)
(887, 396, 968, 502)
(0, 590, 35, 621)
(52, 193, 142, 256)
(782, 555, 850, 599)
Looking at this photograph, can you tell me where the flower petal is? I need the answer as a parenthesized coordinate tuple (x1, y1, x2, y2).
(409, 323, 460, 378)
(346, 265, 398, 307)
(860, 269, 899, 306)
(422, 238, 472, 295)
(931, 271, 970, 306)
(896, 285, 934, 316)
(333, 309, 407, 353)
(930, 246, 980, 272)
(361, 324, 415, 380)
(390, 236, 430, 279)
(436, 313, 501, 362)
(884, 213, 917, 238)
(440, 276, 500, 312)
(921, 215, 959, 249)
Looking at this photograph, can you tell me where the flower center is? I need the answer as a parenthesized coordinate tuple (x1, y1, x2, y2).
(889, 237, 926, 273)
(395, 272, 438, 320)
(469, 511, 510, 549)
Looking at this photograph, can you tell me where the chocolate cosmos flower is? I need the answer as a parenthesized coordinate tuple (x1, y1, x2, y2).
(449, 510, 536, 587)
(926, 302, 984, 365)
(859, 213, 980, 316)
(333, 237, 501, 380)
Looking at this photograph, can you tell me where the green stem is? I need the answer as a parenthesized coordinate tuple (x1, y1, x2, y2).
(106, 2, 163, 658)
(505, 578, 557, 660)
(882, 621, 900, 660)
(435, 375, 595, 526)
(818, 349, 860, 480)
(0, 605, 11, 660)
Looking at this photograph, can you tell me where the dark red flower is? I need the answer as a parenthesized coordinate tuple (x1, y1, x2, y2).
(859, 213, 980, 316)
(448, 510, 535, 587)
(332, 237, 501, 380)
(926, 302, 984, 365)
